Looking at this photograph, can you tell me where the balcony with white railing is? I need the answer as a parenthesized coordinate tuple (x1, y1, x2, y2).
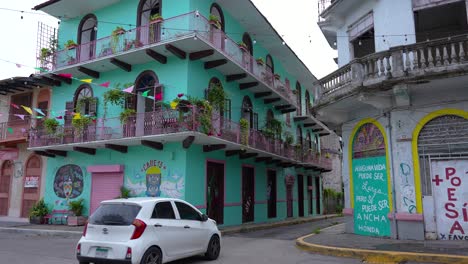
(39, 12, 297, 108)
(0, 118, 31, 144)
(28, 107, 332, 171)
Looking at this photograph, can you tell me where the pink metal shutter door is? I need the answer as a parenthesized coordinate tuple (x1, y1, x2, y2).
(90, 173, 123, 215)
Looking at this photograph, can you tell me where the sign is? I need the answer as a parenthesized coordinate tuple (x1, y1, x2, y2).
(352, 156, 391, 237)
(0, 148, 19, 160)
(24, 176, 39, 188)
(431, 160, 468, 240)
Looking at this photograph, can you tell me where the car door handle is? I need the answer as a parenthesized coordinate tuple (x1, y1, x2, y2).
(184, 225, 190, 229)
(154, 224, 163, 227)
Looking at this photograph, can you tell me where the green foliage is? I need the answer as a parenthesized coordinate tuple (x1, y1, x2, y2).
(150, 13, 163, 22)
(40, 48, 51, 60)
(112, 26, 126, 37)
(29, 198, 50, 217)
(240, 118, 249, 146)
(207, 83, 227, 112)
(68, 198, 84, 216)
(199, 102, 213, 135)
(64, 40, 77, 49)
(75, 96, 96, 114)
(119, 186, 132, 198)
(265, 118, 282, 139)
(208, 14, 222, 29)
(103, 89, 128, 108)
(72, 116, 91, 135)
(313, 228, 321, 234)
(256, 57, 264, 65)
(44, 118, 59, 134)
(120, 108, 136, 124)
(238, 41, 248, 50)
(284, 131, 294, 145)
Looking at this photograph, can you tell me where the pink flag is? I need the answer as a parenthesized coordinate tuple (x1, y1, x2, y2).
(123, 86, 134, 93)
(10, 103, 19, 109)
(14, 114, 25, 120)
(99, 82, 110, 88)
(155, 93, 162, 101)
(55, 116, 63, 120)
(58, 73, 73, 78)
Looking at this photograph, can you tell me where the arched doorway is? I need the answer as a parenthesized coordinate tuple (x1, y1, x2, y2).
(21, 155, 42, 218)
(296, 82, 302, 116)
(242, 33, 254, 73)
(350, 120, 391, 237)
(207, 77, 224, 134)
(241, 96, 253, 130)
(209, 3, 225, 50)
(77, 14, 97, 62)
(0, 161, 12, 216)
(265, 55, 274, 85)
(415, 114, 468, 239)
(137, 0, 162, 44)
(305, 90, 311, 115)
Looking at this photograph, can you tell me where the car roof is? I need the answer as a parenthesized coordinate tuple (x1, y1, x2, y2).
(100, 197, 188, 206)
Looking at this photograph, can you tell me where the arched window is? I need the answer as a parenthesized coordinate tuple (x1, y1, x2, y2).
(266, 54, 274, 73)
(305, 90, 311, 115)
(77, 14, 97, 61)
(296, 125, 303, 149)
(21, 155, 42, 218)
(133, 70, 161, 112)
(0, 161, 12, 216)
(210, 3, 225, 32)
(306, 131, 312, 150)
(242, 33, 254, 55)
(296, 82, 302, 116)
(241, 96, 254, 129)
(137, 0, 161, 26)
(207, 77, 222, 99)
(73, 84, 94, 115)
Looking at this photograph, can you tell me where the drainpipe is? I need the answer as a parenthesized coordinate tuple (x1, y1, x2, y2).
(386, 111, 399, 239)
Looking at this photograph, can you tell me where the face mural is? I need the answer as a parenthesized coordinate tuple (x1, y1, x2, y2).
(146, 166, 162, 197)
(53, 164, 84, 199)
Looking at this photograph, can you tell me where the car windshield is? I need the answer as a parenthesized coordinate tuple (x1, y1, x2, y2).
(89, 203, 141, 226)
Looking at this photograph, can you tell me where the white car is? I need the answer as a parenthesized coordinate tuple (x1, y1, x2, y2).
(76, 197, 221, 264)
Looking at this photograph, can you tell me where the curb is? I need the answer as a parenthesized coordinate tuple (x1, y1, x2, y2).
(296, 225, 468, 264)
(0, 226, 82, 237)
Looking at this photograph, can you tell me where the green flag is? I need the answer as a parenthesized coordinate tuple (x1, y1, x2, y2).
(7, 128, 13, 134)
(142, 90, 150, 97)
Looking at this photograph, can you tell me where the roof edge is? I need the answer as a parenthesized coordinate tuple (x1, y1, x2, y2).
(33, 0, 62, 11)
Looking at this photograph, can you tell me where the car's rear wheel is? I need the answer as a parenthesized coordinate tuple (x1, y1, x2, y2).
(140, 247, 162, 264)
(205, 235, 221, 260)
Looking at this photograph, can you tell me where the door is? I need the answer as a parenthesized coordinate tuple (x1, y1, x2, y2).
(307, 176, 313, 215)
(21, 156, 42, 218)
(174, 201, 209, 254)
(206, 161, 224, 225)
(286, 185, 293, 218)
(267, 170, 277, 218)
(242, 166, 255, 223)
(315, 177, 321, 214)
(298, 174, 304, 217)
(90, 172, 123, 215)
(0, 161, 12, 216)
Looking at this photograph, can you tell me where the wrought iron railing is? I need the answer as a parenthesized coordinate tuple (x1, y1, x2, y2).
(29, 108, 331, 170)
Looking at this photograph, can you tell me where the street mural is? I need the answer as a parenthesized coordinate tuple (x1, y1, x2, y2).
(399, 162, 416, 214)
(125, 159, 185, 199)
(352, 123, 391, 237)
(53, 164, 84, 199)
(431, 160, 468, 240)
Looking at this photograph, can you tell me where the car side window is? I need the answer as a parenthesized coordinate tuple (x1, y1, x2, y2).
(175, 202, 202, 221)
(151, 201, 176, 219)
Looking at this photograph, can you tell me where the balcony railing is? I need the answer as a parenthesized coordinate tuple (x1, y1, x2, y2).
(318, 0, 333, 21)
(29, 108, 331, 170)
(45, 12, 296, 107)
(316, 33, 468, 105)
(0, 119, 31, 142)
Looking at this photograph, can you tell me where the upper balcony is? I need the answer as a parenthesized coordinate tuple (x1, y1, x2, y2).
(0, 119, 31, 146)
(313, 33, 468, 130)
(28, 107, 332, 171)
(40, 12, 297, 110)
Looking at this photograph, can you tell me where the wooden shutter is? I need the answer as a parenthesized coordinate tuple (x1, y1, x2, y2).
(253, 113, 259, 130)
(89, 97, 98, 117)
(224, 99, 231, 120)
(64, 101, 74, 126)
(155, 84, 163, 110)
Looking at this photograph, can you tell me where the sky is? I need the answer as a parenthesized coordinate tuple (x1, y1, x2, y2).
(0, 0, 337, 80)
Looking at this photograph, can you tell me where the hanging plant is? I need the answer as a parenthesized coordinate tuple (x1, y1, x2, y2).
(44, 118, 60, 134)
(103, 89, 127, 107)
(207, 83, 227, 112)
(72, 116, 91, 135)
(256, 57, 264, 65)
(284, 131, 294, 145)
(75, 97, 97, 114)
(199, 101, 213, 135)
(267, 118, 283, 139)
(209, 14, 222, 29)
(240, 118, 249, 146)
(119, 108, 136, 124)
(150, 13, 164, 23)
(112, 26, 126, 36)
(64, 40, 78, 50)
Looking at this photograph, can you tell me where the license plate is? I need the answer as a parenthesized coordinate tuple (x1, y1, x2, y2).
(95, 248, 108, 258)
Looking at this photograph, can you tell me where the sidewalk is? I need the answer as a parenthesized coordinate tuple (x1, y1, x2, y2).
(0, 214, 339, 237)
(296, 224, 468, 264)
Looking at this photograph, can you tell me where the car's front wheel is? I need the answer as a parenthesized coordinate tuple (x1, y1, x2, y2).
(205, 235, 221, 260)
(140, 247, 162, 264)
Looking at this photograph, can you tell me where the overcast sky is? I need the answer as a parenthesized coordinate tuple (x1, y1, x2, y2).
(0, 0, 337, 80)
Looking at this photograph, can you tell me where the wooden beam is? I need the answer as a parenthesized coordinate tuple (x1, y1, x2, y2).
(105, 144, 128, 153)
(204, 59, 227, 69)
(225, 150, 242, 157)
(182, 136, 195, 149)
(274, 105, 291, 110)
(239, 152, 258, 160)
(312, 128, 324, 132)
(34, 151, 55, 158)
(45, 149, 67, 157)
(266, 159, 280, 164)
(264, 98, 280, 104)
(50, 74, 72, 84)
(203, 144, 227, 152)
(304, 123, 318, 128)
(146, 49, 167, 64)
(141, 140, 164, 150)
(8, 87, 25, 92)
(110, 58, 132, 72)
(165, 44, 186, 59)
(239, 82, 258, 90)
(295, 164, 303, 168)
(226, 73, 247, 82)
(73, 146, 96, 155)
(37, 76, 61, 87)
(319, 132, 331, 136)
(255, 157, 271, 163)
(293, 116, 308, 122)
(254, 91, 272, 98)
(280, 162, 294, 168)
(189, 49, 214, 60)
(281, 108, 296, 114)
(78, 66, 100, 79)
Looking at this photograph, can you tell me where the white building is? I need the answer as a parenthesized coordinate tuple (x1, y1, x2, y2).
(315, 0, 468, 240)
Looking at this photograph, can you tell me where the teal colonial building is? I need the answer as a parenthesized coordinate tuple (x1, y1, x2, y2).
(30, 0, 333, 226)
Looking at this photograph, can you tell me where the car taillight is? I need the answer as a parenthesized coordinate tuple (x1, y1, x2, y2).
(76, 243, 81, 256)
(125, 247, 132, 259)
(82, 223, 88, 237)
(130, 219, 146, 240)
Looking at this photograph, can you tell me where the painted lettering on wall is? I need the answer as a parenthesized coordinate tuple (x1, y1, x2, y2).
(353, 156, 391, 237)
(431, 160, 468, 240)
(53, 164, 84, 199)
(399, 162, 416, 214)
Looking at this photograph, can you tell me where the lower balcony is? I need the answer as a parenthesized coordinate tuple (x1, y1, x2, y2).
(28, 108, 331, 171)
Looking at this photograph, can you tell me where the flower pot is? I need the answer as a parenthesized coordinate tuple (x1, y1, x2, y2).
(239, 45, 248, 53)
(209, 20, 221, 29)
(150, 18, 164, 24)
(68, 216, 87, 226)
(114, 29, 126, 35)
(66, 44, 78, 50)
(29, 216, 46, 225)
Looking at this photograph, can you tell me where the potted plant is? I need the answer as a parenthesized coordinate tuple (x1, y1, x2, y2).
(118, 186, 132, 198)
(112, 26, 126, 36)
(198, 101, 213, 135)
(72, 116, 92, 137)
(274, 73, 281, 80)
(149, 13, 164, 24)
(284, 131, 294, 146)
(40, 48, 51, 61)
(209, 14, 222, 29)
(120, 108, 136, 124)
(256, 57, 264, 66)
(238, 42, 248, 53)
(207, 82, 227, 112)
(29, 198, 50, 224)
(240, 118, 249, 146)
(44, 118, 60, 134)
(64, 40, 78, 50)
(67, 198, 86, 226)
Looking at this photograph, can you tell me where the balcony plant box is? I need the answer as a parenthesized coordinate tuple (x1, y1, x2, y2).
(274, 73, 281, 80)
(149, 13, 164, 24)
(238, 42, 248, 53)
(112, 26, 126, 36)
(256, 57, 264, 66)
(209, 14, 222, 29)
(64, 40, 78, 50)
(67, 198, 86, 226)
